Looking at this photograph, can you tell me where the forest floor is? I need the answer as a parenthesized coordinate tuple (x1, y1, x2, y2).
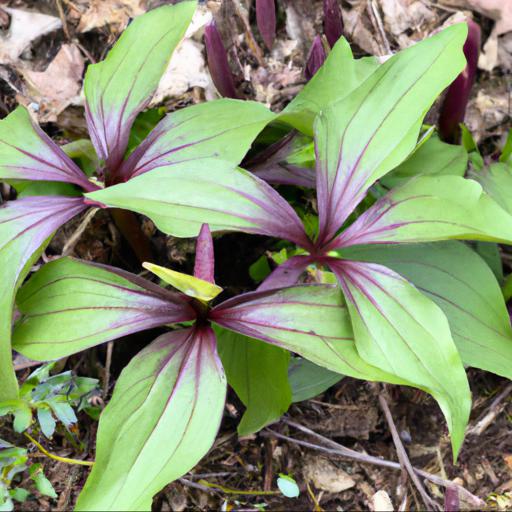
(0, 0, 511, 510)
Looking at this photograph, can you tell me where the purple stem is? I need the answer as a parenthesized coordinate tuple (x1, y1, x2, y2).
(305, 36, 327, 81)
(444, 485, 460, 512)
(204, 20, 238, 99)
(256, 0, 276, 50)
(323, 0, 344, 48)
(438, 19, 481, 144)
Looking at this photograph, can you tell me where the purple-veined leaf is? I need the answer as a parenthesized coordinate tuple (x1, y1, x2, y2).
(329, 258, 471, 458)
(115, 99, 275, 182)
(332, 176, 512, 249)
(75, 326, 226, 511)
(84, 2, 195, 172)
(0, 107, 95, 191)
(257, 255, 312, 291)
(85, 160, 312, 249)
(13, 257, 195, 361)
(315, 24, 467, 245)
(0, 196, 87, 400)
(337, 241, 512, 382)
(194, 224, 215, 283)
(248, 131, 316, 188)
(204, 20, 238, 99)
(211, 284, 401, 382)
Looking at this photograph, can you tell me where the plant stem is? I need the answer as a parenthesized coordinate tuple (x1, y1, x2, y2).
(24, 432, 94, 467)
(196, 478, 278, 496)
(267, 418, 485, 508)
(110, 209, 154, 264)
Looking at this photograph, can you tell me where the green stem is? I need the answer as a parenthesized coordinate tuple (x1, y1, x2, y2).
(197, 479, 278, 496)
(24, 432, 94, 467)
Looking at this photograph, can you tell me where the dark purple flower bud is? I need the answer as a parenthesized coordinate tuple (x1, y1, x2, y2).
(444, 485, 460, 512)
(204, 20, 238, 99)
(305, 36, 327, 81)
(194, 224, 215, 284)
(438, 19, 481, 144)
(323, 0, 344, 48)
(256, 0, 276, 50)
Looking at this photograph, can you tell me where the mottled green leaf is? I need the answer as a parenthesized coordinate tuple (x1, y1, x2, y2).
(470, 162, 512, 214)
(288, 358, 343, 403)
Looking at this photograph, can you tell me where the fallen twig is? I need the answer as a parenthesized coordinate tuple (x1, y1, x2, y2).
(179, 477, 278, 496)
(467, 382, 512, 436)
(265, 418, 485, 509)
(62, 208, 98, 256)
(103, 341, 113, 397)
(378, 389, 441, 511)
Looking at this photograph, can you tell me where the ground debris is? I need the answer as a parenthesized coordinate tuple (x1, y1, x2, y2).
(18, 43, 84, 122)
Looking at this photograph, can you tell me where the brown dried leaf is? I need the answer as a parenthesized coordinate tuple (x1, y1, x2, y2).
(343, 7, 381, 55)
(440, 0, 512, 35)
(77, 0, 145, 33)
(19, 44, 84, 122)
(371, 490, 394, 512)
(303, 457, 356, 493)
(0, 8, 61, 64)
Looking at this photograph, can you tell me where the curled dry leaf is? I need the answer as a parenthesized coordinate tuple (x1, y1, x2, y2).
(380, 0, 436, 48)
(77, 0, 145, 33)
(19, 44, 85, 123)
(441, 0, 512, 70)
(152, 39, 213, 103)
(343, 7, 381, 55)
(371, 490, 394, 512)
(152, 7, 214, 103)
(441, 0, 512, 36)
(466, 86, 510, 141)
(303, 457, 356, 493)
(0, 8, 61, 64)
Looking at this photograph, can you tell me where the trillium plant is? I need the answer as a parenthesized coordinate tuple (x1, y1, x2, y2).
(3, 1, 512, 510)
(246, 22, 512, 456)
(12, 225, 351, 509)
(0, 1, 277, 400)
